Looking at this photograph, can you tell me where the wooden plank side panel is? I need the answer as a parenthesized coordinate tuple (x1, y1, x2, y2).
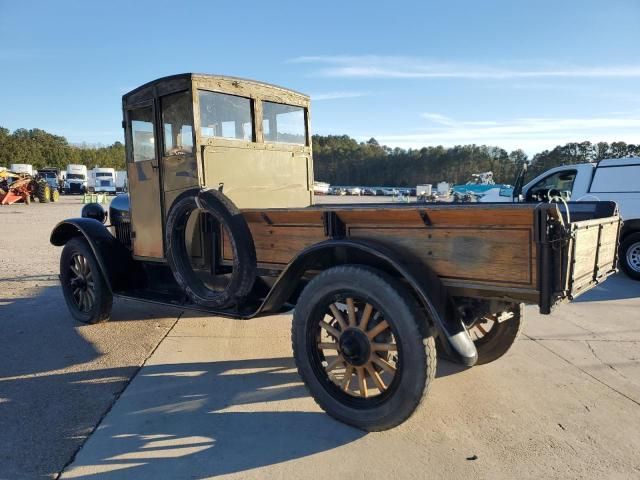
(334, 206, 536, 228)
(426, 208, 535, 227)
(224, 224, 327, 265)
(348, 227, 534, 285)
(597, 222, 619, 271)
(571, 227, 599, 288)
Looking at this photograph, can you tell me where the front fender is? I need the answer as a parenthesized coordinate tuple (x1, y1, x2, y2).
(50, 218, 135, 292)
(260, 238, 478, 366)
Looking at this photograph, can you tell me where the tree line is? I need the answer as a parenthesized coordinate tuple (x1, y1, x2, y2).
(0, 127, 125, 170)
(313, 135, 640, 186)
(1, 126, 638, 185)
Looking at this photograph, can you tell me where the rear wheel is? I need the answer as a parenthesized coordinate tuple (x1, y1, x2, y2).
(467, 303, 523, 365)
(292, 265, 436, 431)
(619, 232, 640, 280)
(36, 180, 50, 203)
(60, 237, 112, 324)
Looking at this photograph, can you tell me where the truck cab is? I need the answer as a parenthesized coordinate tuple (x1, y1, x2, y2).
(90, 167, 116, 194)
(64, 164, 88, 194)
(38, 167, 62, 192)
(120, 73, 313, 259)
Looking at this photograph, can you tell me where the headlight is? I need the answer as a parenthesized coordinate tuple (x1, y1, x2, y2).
(81, 203, 107, 224)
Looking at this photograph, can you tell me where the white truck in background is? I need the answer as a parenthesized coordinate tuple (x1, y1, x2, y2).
(115, 170, 128, 193)
(89, 167, 116, 194)
(10, 164, 34, 176)
(63, 164, 88, 194)
(481, 157, 640, 279)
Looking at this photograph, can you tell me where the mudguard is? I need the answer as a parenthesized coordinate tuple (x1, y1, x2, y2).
(50, 218, 136, 293)
(259, 238, 478, 366)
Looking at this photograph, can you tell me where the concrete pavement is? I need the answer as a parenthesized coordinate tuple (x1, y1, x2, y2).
(61, 275, 640, 479)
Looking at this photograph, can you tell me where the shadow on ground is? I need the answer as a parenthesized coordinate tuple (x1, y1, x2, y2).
(59, 358, 364, 479)
(573, 273, 639, 302)
(0, 283, 181, 478)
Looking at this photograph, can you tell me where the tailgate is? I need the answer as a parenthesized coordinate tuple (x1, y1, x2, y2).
(566, 216, 620, 298)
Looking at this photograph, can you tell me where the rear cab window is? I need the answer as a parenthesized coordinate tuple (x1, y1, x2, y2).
(262, 101, 306, 145)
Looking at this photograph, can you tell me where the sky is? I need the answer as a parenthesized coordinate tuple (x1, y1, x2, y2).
(1, 0, 639, 156)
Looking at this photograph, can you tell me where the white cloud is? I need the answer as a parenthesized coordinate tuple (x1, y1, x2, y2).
(290, 55, 640, 80)
(311, 91, 368, 101)
(371, 113, 640, 154)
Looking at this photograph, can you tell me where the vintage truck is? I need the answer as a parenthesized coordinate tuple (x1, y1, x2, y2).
(51, 74, 621, 431)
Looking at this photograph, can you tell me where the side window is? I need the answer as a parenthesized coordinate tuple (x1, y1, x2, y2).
(198, 90, 253, 141)
(129, 106, 156, 163)
(262, 101, 306, 145)
(527, 170, 577, 201)
(590, 166, 640, 193)
(161, 91, 194, 155)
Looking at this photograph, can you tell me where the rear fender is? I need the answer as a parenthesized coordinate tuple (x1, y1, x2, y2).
(50, 218, 136, 292)
(261, 238, 478, 366)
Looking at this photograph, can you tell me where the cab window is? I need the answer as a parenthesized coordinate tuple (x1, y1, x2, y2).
(161, 91, 194, 155)
(262, 101, 306, 145)
(198, 90, 253, 141)
(526, 170, 577, 201)
(129, 106, 156, 163)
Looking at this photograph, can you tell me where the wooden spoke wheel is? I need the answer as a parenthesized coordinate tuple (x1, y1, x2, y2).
(467, 303, 524, 365)
(316, 298, 398, 398)
(292, 265, 436, 431)
(60, 237, 112, 324)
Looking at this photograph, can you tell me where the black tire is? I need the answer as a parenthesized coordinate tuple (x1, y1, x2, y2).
(292, 265, 436, 431)
(165, 188, 256, 308)
(36, 180, 50, 203)
(60, 237, 113, 324)
(619, 232, 640, 280)
(468, 303, 524, 365)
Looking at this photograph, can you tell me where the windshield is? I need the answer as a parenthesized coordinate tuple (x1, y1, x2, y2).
(95, 172, 112, 177)
(67, 173, 85, 180)
(42, 172, 57, 178)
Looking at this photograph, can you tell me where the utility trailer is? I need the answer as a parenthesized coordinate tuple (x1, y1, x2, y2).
(51, 74, 621, 431)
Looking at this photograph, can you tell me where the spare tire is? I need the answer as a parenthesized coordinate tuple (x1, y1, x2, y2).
(165, 188, 257, 308)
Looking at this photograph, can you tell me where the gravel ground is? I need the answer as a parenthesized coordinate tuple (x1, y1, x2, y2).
(0, 197, 180, 479)
(1, 195, 639, 479)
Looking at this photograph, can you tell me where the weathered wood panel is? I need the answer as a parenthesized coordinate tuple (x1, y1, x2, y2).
(571, 226, 600, 286)
(348, 227, 534, 285)
(224, 206, 538, 288)
(224, 224, 327, 265)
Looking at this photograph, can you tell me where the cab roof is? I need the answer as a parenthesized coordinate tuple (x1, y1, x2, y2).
(122, 73, 310, 108)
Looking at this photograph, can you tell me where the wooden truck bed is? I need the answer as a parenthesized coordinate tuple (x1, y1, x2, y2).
(222, 201, 621, 312)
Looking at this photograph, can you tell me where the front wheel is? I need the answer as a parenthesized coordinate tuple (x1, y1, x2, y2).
(292, 265, 436, 431)
(60, 237, 113, 324)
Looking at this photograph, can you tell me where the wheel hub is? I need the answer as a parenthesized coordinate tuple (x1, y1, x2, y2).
(627, 242, 640, 272)
(339, 328, 371, 366)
